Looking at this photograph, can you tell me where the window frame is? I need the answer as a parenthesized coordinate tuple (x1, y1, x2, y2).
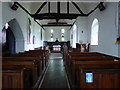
(91, 18, 99, 45)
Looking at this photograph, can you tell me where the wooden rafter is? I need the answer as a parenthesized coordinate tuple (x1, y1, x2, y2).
(15, 2, 32, 17)
(57, 2, 60, 14)
(32, 13, 88, 20)
(42, 24, 72, 27)
(87, 2, 101, 16)
(14, 2, 45, 29)
(67, 2, 69, 14)
(34, 19, 45, 30)
(71, 2, 84, 15)
(15, 1, 103, 19)
(35, 2, 47, 15)
(48, 2, 50, 13)
(15, 2, 103, 27)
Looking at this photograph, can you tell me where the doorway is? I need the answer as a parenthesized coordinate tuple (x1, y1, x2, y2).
(2, 25, 16, 56)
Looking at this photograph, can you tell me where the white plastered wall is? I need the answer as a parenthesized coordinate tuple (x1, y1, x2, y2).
(71, 2, 119, 57)
(88, 2, 118, 57)
(44, 27, 70, 42)
(2, 2, 44, 52)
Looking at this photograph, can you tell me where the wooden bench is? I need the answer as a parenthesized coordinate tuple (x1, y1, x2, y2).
(74, 61, 120, 88)
(29, 50, 49, 65)
(7, 50, 49, 88)
(66, 53, 114, 72)
(64, 51, 120, 88)
(69, 56, 114, 83)
(2, 49, 50, 88)
(65, 52, 100, 64)
(2, 57, 39, 87)
(24, 50, 49, 68)
(65, 52, 114, 68)
(64, 52, 115, 87)
(27, 50, 49, 67)
(10, 53, 43, 74)
(66, 52, 112, 63)
(11, 51, 46, 71)
(3, 57, 41, 77)
(2, 66, 32, 88)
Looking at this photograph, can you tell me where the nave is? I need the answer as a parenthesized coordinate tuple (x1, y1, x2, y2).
(39, 53, 70, 88)
(1, 1, 120, 89)
(2, 45, 120, 89)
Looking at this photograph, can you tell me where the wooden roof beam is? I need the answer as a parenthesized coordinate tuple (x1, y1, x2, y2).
(57, 2, 60, 14)
(67, 2, 69, 14)
(32, 13, 88, 20)
(48, 2, 50, 13)
(35, 2, 47, 15)
(87, 2, 102, 16)
(15, 2, 32, 17)
(42, 24, 72, 27)
(71, 1, 84, 15)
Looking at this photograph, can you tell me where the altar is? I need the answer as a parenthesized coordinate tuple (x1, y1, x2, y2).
(44, 41, 70, 52)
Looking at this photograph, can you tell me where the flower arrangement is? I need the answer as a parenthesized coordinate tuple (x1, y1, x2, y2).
(115, 36, 120, 44)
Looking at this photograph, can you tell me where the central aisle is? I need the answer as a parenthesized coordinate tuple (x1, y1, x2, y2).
(39, 53, 70, 88)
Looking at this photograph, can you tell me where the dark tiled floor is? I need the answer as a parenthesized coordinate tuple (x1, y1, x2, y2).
(40, 53, 69, 89)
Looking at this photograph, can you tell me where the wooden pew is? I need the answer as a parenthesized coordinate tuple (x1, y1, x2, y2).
(74, 61, 120, 88)
(9, 50, 49, 88)
(70, 56, 114, 84)
(3, 57, 41, 77)
(64, 52, 101, 70)
(24, 50, 49, 68)
(66, 52, 112, 63)
(65, 52, 113, 68)
(66, 52, 105, 62)
(64, 52, 115, 87)
(66, 52, 114, 72)
(2, 66, 32, 88)
(10, 53, 43, 74)
(2, 57, 39, 87)
(65, 52, 99, 64)
(68, 52, 114, 64)
(64, 51, 120, 88)
(28, 50, 49, 66)
(11, 51, 45, 71)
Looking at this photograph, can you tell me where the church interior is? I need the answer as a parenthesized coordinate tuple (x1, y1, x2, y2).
(1, 0, 120, 89)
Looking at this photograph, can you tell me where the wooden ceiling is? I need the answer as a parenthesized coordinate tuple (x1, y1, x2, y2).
(13, 1, 104, 27)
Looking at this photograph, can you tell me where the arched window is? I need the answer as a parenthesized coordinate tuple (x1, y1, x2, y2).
(61, 29, 65, 41)
(51, 29, 53, 41)
(91, 18, 99, 45)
